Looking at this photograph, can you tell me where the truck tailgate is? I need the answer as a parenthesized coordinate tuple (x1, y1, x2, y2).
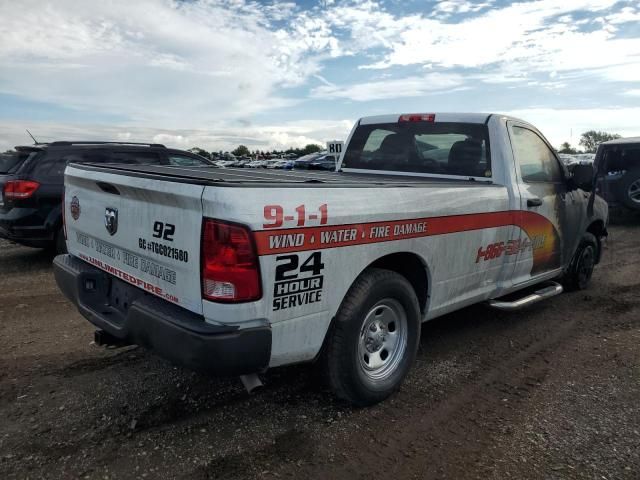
(64, 165, 205, 314)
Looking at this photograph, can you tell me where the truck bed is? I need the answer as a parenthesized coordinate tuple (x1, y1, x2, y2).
(71, 163, 496, 188)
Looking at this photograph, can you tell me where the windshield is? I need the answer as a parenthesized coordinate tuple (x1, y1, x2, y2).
(342, 122, 491, 178)
(0, 151, 36, 174)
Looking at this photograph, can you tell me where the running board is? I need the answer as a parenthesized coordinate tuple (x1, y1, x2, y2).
(488, 282, 563, 311)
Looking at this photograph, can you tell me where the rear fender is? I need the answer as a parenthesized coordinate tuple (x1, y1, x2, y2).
(44, 202, 63, 232)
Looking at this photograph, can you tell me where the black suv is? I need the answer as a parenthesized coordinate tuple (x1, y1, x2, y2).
(0, 141, 212, 253)
(595, 137, 640, 213)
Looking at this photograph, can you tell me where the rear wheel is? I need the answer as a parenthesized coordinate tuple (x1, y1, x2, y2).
(563, 232, 598, 291)
(322, 268, 421, 406)
(618, 168, 640, 211)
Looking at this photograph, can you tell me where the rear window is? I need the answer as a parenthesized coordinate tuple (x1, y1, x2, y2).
(31, 149, 163, 181)
(0, 151, 35, 174)
(31, 150, 86, 181)
(342, 122, 491, 178)
(98, 151, 162, 165)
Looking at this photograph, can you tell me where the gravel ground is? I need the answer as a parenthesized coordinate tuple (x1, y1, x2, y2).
(0, 212, 639, 480)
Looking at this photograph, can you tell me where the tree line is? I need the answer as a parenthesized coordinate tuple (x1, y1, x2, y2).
(188, 130, 622, 160)
(3, 131, 621, 157)
(558, 130, 621, 154)
(188, 143, 323, 159)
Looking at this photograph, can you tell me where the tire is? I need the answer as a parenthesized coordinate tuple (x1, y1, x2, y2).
(563, 232, 598, 291)
(617, 168, 640, 211)
(322, 268, 421, 406)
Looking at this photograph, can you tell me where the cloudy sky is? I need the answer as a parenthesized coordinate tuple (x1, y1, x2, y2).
(0, 0, 639, 152)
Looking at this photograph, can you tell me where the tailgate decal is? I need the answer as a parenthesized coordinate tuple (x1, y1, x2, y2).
(75, 232, 177, 285)
(78, 252, 180, 304)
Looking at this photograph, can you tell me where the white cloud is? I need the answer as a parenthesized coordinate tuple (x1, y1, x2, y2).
(0, 119, 355, 153)
(597, 63, 640, 83)
(0, 0, 639, 152)
(605, 6, 640, 24)
(505, 107, 640, 147)
(0, 0, 337, 125)
(289, 0, 640, 107)
(431, 0, 495, 18)
(338, 0, 640, 85)
(312, 73, 466, 101)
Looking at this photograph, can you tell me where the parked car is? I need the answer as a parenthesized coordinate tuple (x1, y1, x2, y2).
(293, 152, 324, 169)
(0, 141, 213, 253)
(559, 153, 595, 168)
(54, 112, 607, 406)
(308, 154, 337, 171)
(266, 160, 289, 169)
(594, 137, 640, 212)
(246, 160, 267, 168)
(232, 159, 251, 168)
(215, 160, 236, 168)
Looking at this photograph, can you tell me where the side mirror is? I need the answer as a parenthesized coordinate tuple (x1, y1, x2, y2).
(570, 163, 594, 192)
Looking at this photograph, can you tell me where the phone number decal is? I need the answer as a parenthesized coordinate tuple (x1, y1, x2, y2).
(476, 235, 546, 263)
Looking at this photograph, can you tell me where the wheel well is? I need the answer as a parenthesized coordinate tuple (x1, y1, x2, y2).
(368, 252, 429, 314)
(586, 220, 607, 263)
(315, 252, 429, 364)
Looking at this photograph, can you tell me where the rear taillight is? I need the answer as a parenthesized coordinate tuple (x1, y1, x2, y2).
(201, 218, 261, 302)
(3, 180, 40, 200)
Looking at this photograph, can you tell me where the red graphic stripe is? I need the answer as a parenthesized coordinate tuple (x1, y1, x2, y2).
(254, 210, 555, 256)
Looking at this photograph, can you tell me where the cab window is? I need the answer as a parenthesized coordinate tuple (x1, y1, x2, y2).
(167, 154, 210, 166)
(343, 122, 491, 178)
(511, 127, 563, 183)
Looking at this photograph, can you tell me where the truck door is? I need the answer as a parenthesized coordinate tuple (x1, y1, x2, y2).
(508, 122, 582, 283)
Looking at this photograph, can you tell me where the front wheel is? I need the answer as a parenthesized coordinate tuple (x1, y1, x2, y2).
(563, 232, 598, 291)
(322, 268, 421, 406)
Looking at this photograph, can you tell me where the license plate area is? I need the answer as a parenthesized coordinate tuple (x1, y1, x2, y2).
(108, 277, 145, 316)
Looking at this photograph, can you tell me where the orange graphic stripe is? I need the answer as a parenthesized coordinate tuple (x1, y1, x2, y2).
(254, 210, 556, 257)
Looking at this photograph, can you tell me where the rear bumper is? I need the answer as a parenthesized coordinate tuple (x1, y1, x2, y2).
(53, 254, 271, 376)
(0, 208, 54, 247)
(0, 225, 53, 247)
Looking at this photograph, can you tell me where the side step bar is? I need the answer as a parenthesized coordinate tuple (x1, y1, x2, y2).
(488, 282, 563, 311)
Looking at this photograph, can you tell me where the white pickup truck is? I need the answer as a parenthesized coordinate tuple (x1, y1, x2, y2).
(54, 113, 608, 406)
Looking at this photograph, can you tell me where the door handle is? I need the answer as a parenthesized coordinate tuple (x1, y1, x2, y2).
(527, 197, 543, 207)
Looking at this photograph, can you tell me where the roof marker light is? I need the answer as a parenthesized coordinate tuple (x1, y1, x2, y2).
(398, 114, 436, 123)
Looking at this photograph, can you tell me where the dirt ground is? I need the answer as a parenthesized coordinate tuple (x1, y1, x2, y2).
(1, 213, 639, 480)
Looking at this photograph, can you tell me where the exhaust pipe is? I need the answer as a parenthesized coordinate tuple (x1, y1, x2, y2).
(94, 330, 131, 348)
(240, 374, 264, 394)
